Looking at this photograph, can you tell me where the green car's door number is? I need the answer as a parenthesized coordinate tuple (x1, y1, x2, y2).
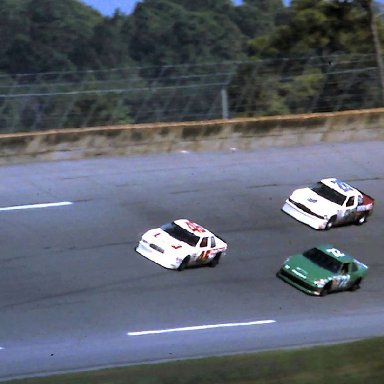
(326, 248, 345, 257)
(335, 275, 350, 289)
(327, 248, 352, 289)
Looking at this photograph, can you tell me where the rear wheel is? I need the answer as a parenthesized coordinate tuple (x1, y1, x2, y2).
(355, 214, 367, 226)
(177, 256, 190, 271)
(325, 216, 336, 230)
(209, 253, 221, 268)
(350, 278, 362, 291)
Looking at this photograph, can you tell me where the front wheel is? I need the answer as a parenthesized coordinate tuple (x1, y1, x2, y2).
(177, 256, 190, 271)
(325, 216, 336, 230)
(320, 283, 331, 296)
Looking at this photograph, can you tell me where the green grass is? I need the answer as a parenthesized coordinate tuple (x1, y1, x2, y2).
(6, 337, 384, 384)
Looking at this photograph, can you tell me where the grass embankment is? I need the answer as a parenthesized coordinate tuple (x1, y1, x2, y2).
(7, 337, 384, 384)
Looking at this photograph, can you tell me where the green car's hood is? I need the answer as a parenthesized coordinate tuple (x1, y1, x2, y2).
(284, 254, 335, 282)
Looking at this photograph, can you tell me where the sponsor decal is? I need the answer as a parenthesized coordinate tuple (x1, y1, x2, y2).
(185, 220, 206, 233)
(326, 248, 345, 258)
(196, 250, 211, 263)
(292, 269, 307, 279)
(331, 179, 354, 193)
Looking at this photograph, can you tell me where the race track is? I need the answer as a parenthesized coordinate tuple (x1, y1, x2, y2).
(1, 141, 384, 381)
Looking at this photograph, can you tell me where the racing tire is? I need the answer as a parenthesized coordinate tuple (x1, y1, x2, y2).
(209, 253, 221, 268)
(177, 256, 190, 271)
(324, 216, 336, 231)
(320, 283, 331, 296)
(349, 278, 362, 292)
(355, 214, 368, 226)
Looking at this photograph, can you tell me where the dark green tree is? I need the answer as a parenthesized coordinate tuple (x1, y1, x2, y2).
(248, 0, 373, 58)
(230, 0, 384, 115)
(1, 0, 102, 74)
(231, 0, 287, 38)
(129, 0, 245, 66)
(73, 11, 135, 69)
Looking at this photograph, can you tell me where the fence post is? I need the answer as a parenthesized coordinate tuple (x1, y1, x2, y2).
(221, 87, 229, 119)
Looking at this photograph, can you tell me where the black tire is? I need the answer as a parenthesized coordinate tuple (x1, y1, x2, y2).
(355, 214, 367, 226)
(350, 278, 362, 291)
(320, 283, 331, 296)
(209, 253, 221, 268)
(325, 216, 336, 230)
(177, 256, 190, 271)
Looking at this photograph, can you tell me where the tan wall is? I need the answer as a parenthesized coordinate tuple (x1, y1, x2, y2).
(1, 108, 384, 165)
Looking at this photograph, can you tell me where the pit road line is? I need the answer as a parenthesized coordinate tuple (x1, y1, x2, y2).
(127, 320, 276, 336)
(0, 202, 73, 211)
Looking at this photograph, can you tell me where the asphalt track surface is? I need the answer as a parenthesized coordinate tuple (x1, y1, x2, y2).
(1, 141, 384, 381)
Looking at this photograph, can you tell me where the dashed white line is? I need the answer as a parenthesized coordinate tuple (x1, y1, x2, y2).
(0, 202, 73, 211)
(127, 320, 276, 336)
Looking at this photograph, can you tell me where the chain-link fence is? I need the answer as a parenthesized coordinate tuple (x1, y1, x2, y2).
(0, 54, 382, 133)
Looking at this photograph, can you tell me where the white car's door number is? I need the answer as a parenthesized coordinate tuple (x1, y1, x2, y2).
(196, 250, 210, 263)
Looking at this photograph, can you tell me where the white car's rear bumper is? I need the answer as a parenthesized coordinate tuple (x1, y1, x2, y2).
(282, 200, 328, 230)
(135, 241, 180, 269)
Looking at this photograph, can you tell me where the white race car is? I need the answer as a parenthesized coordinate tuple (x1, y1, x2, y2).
(135, 219, 227, 271)
(282, 178, 374, 230)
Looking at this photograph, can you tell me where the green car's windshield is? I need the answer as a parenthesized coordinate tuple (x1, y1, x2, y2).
(161, 222, 200, 247)
(311, 182, 346, 206)
(303, 248, 342, 274)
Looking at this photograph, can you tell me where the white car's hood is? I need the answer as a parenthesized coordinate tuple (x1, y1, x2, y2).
(290, 187, 341, 217)
(142, 228, 194, 256)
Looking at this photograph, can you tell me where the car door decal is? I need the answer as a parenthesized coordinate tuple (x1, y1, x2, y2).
(196, 250, 210, 263)
(335, 275, 350, 289)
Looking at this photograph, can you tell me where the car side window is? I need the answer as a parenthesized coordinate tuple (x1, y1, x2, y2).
(211, 236, 216, 248)
(200, 237, 208, 247)
(346, 196, 355, 207)
(341, 263, 349, 275)
(352, 263, 358, 273)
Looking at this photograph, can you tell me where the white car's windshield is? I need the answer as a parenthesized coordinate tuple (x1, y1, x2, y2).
(303, 248, 342, 273)
(311, 182, 346, 206)
(161, 222, 200, 247)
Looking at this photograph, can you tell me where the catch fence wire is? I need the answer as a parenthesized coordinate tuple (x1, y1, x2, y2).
(0, 54, 382, 133)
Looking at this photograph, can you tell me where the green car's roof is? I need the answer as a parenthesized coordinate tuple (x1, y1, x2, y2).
(315, 244, 354, 263)
(283, 245, 358, 281)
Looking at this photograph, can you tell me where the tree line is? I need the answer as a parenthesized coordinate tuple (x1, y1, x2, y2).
(0, 0, 383, 132)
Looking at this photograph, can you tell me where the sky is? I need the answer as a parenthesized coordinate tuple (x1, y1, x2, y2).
(80, 0, 289, 16)
(80, 0, 140, 15)
(80, 0, 384, 17)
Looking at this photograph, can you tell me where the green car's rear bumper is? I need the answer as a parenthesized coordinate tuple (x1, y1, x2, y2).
(277, 268, 322, 296)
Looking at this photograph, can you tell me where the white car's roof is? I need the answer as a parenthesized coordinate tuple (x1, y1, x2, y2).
(173, 219, 214, 237)
(320, 178, 359, 197)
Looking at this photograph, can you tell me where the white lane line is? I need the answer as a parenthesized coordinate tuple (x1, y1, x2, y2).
(127, 320, 276, 336)
(0, 202, 73, 211)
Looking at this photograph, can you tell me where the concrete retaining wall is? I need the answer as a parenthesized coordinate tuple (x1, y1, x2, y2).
(1, 108, 384, 165)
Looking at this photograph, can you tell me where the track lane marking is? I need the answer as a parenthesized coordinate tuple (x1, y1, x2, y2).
(0, 202, 73, 211)
(127, 320, 276, 336)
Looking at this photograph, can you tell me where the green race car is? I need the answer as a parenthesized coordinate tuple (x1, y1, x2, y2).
(277, 245, 368, 296)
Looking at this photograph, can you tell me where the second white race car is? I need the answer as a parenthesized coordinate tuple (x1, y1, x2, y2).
(135, 219, 227, 271)
(282, 178, 374, 230)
